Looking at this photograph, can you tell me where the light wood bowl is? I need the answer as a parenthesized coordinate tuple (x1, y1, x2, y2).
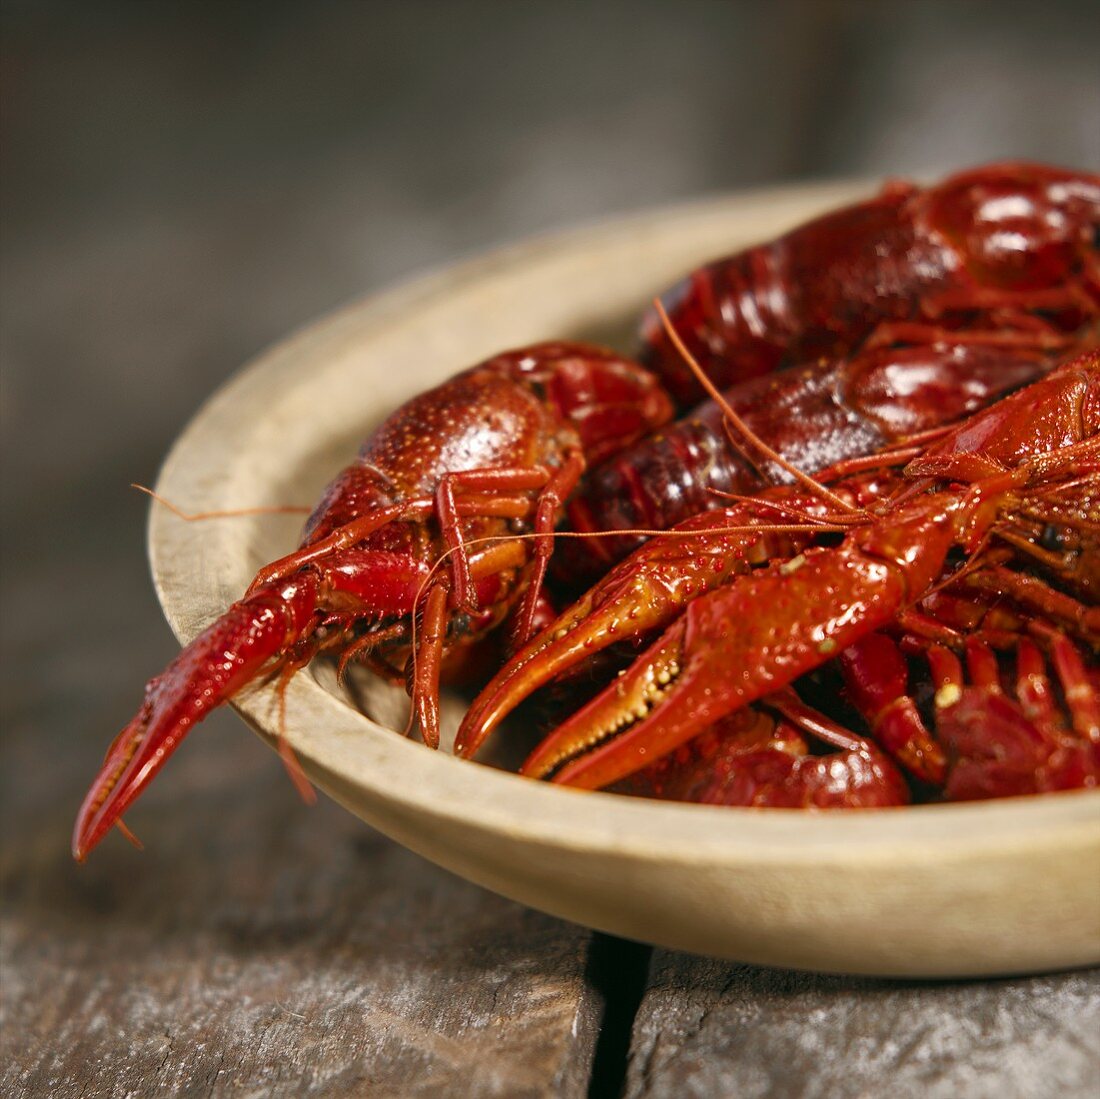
(149, 181, 1100, 977)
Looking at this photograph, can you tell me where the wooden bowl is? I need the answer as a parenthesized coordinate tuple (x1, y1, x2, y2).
(149, 181, 1100, 977)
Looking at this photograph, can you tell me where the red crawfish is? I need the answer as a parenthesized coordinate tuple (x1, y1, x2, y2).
(72, 342, 672, 860)
(457, 354, 1100, 792)
(560, 338, 1069, 577)
(611, 703, 911, 809)
(608, 623, 1100, 806)
(831, 627, 1100, 802)
(640, 161, 1100, 408)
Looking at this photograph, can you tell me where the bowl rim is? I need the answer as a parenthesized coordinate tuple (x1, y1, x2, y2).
(148, 178, 1100, 871)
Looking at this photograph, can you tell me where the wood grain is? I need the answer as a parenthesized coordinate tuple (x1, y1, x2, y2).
(1, 737, 600, 1099)
(625, 953, 1100, 1099)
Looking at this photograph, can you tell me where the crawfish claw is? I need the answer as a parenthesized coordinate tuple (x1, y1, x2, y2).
(72, 580, 317, 861)
(454, 506, 806, 760)
(518, 512, 950, 790)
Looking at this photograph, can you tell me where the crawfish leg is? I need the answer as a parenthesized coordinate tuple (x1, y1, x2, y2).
(1049, 635, 1100, 743)
(1016, 638, 1067, 741)
(899, 591, 1029, 652)
(412, 537, 533, 749)
(337, 620, 410, 682)
(1013, 634, 1100, 789)
(837, 633, 947, 784)
(924, 282, 1100, 318)
(512, 449, 587, 647)
(436, 466, 551, 612)
(413, 581, 451, 750)
(864, 321, 1071, 353)
(438, 452, 587, 634)
(865, 280, 1098, 352)
(765, 688, 866, 752)
(960, 565, 1100, 648)
(249, 501, 432, 592)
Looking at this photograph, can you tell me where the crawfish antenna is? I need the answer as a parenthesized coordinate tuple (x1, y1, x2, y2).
(653, 300, 864, 516)
(131, 483, 311, 520)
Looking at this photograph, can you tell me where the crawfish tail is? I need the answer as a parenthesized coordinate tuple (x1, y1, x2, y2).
(640, 182, 921, 403)
(641, 162, 1100, 407)
(838, 632, 947, 784)
(562, 342, 1053, 575)
(72, 577, 320, 861)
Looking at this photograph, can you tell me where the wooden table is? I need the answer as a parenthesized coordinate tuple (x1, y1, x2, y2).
(3, 5, 1098, 1096)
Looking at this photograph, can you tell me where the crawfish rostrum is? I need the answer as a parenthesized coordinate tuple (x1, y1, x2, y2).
(74, 162, 1100, 859)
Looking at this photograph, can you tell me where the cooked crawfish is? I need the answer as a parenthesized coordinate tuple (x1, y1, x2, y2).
(641, 162, 1100, 408)
(72, 342, 672, 860)
(561, 339, 1072, 576)
(613, 706, 911, 809)
(459, 356, 1100, 796)
(611, 624, 1100, 806)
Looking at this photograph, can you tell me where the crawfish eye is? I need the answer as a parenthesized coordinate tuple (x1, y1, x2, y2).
(1040, 524, 1066, 553)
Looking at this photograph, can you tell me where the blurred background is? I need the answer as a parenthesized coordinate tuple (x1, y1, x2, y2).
(1, 1, 1099, 1091)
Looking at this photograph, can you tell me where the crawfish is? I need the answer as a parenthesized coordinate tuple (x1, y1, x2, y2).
(610, 624, 1100, 807)
(73, 342, 672, 860)
(561, 339, 1067, 576)
(613, 704, 911, 809)
(832, 627, 1100, 801)
(458, 355, 1100, 794)
(640, 162, 1100, 408)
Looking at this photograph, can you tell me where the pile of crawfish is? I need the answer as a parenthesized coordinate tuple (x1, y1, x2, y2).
(74, 161, 1100, 860)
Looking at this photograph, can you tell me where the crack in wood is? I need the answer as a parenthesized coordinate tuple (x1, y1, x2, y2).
(584, 935, 654, 1099)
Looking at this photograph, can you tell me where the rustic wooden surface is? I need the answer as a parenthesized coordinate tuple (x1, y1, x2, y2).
(625, 954, 1100, 1099)
(1, 742, 602, 1099)
(2, 4, 1099, 1096)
